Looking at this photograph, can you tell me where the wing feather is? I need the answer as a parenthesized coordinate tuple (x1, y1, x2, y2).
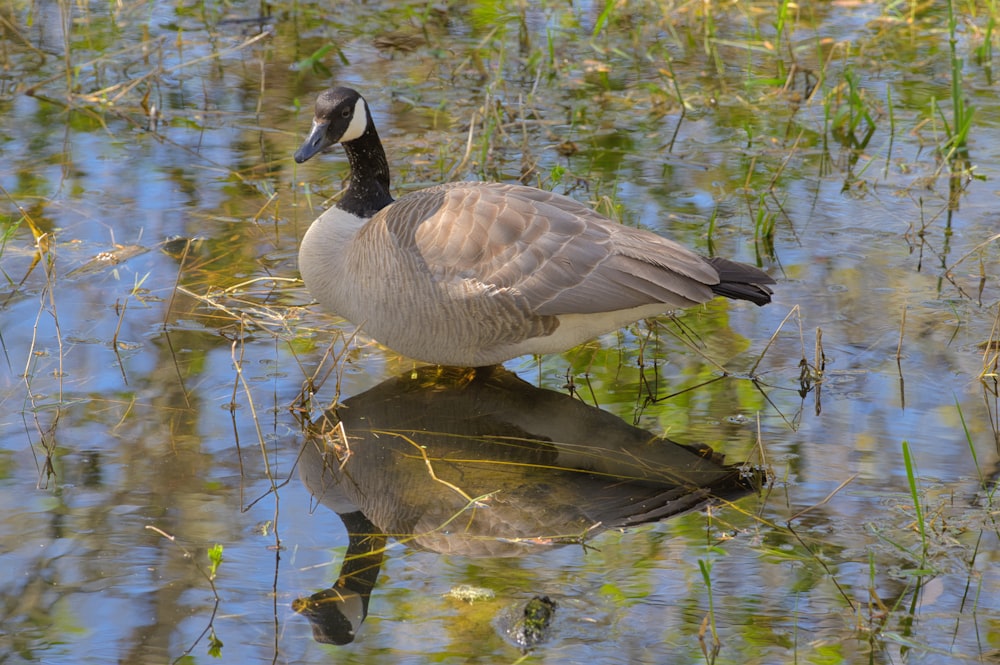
(382, 181, 729, 316)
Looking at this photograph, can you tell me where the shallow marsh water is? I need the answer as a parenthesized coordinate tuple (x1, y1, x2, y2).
(0, 1, 998, 663)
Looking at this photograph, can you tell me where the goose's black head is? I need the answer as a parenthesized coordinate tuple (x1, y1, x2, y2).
(294, 87, 371, 164)
(294, 87, 394, 217)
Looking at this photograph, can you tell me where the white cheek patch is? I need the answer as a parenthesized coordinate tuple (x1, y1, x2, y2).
(340, 98, 369, 142)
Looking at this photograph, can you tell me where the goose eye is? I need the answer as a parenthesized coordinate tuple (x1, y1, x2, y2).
(341, 108, 351, 118)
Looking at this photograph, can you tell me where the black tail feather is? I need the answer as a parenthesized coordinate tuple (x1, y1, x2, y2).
(706, 256, 775, 306)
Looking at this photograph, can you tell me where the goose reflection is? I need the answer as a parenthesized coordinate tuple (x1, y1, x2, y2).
(293, 366, 761, 645)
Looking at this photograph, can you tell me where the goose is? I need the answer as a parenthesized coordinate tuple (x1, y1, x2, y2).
(294, 87, 774, 367)
(298, 365, 760, 558)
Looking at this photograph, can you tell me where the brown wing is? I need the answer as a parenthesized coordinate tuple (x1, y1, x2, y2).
(380, 181, 722, 315)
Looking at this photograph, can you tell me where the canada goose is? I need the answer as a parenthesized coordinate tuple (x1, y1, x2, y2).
(293, 366, 760, 643)
(298, 365, 759, 558)
(294, 87, 774, 367)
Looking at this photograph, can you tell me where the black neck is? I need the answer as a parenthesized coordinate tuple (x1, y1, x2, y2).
(337, 510, 386, 596)
(337, 108, 395, 218)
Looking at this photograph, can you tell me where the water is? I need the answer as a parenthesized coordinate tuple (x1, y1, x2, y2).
(1, 1, 998, 663)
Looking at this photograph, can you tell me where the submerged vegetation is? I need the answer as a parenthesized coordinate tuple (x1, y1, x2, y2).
(0, 0, 998, 663)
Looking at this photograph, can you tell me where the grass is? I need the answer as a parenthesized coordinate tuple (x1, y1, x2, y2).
(146, 527, 226, 661)
(826, 67, 876, 152)
(901, 440, 929, 564)
(697, 550, 729, 664)
(941, 0, 975, 163)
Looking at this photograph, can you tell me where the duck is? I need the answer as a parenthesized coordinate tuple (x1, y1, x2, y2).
(293, 87, 774, 367)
